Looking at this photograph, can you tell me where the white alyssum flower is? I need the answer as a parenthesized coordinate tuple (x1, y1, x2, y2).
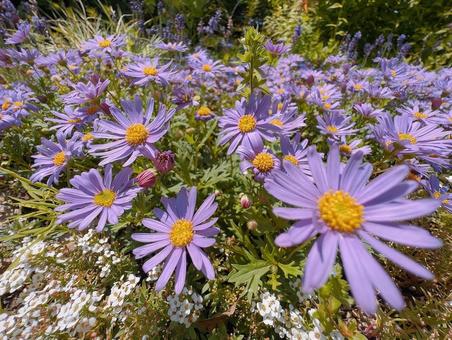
(166, 287, 203, 327)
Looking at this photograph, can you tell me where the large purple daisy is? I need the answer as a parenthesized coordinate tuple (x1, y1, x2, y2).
(55, 165, 140, 232)
(132, 187, 219, 293)
(264, 145, 442, 313)
(89, 96, 175, 166)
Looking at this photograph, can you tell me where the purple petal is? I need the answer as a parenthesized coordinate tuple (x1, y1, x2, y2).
(155, 247, 182, 291)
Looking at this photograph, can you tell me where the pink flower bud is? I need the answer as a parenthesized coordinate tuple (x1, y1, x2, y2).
(152, 151, 175, 174)
(240, 194, 251, 209)
(136, 169, 157, 189)
(247, 220, 258, 231)
(431, 97, 442, 110)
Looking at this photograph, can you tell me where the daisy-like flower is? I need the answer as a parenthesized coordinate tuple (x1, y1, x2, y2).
(280, 134, 310, 177)
(237, 139, 281, 182)
(55, 165, 140, 231)
(155, 41, 188, 52)
(81, 34, 125, 54)
(0, 112, 20, 132)
(62, 77, 110, 115)
(267, 101, 306, 136)
(264, 145, 442, 314)
(123, 57, 174, 87)
(48, 106, 90, 136)
(191, 56, 225, 79)
(397, 102, 438, 124)
(195, 105, 215, 121)
(422, 176, 452, 213)
(317, 112, 357, 140)
(132, 187, 219, 293)
(336, 137, 371, 156)
(5, 22, 30, 45)
(264, 40, 290, 56)
(218, 93, 279, 154)
(30, 132, 83, 185)
(353, 103, 384, 118)
(90, 96, 175, 166)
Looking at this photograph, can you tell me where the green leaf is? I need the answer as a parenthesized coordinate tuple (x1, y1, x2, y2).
(228, 260, 271, 299)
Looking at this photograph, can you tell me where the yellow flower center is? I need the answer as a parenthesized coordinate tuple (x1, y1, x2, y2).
(318, 191, 364, 233)
(202, 64, 212, 72)
(414, 111, 427, 119)
(1, 100, 11, 110)
(53, 151, 66, 166)
(323, 103, 332, 110)
(82, 133, 94, 142)
(143, 66, 158, 76)
(433, 191, 441, 199)
(169, 219, 194, 247)
(321, 94, 330, 101)
(283, 155, 299, 165)
(326, 125, 338, 133)
(339, 144, 352, 154)
(197, 106, 212, 116)
(98, 39, 111, 48)
(390, 69, 397, 77)
(125, 123, 149, 146)
(68, 118, 81, 124)
(398, 133, 417, 144)
(13, 101, 23, 110)
(442, 199, 449, 205)
(252, 152, 274, 173)
(353, 84, 363, 91)
(277, 88, 285, 95)
(406, 171, 420, 182)
(93, 189, 116, 207)
(277, 103, 284, 111)
(238, 114, 256, 133)
(270, 118, 284, 127)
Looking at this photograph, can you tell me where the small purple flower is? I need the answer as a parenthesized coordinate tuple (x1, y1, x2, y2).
(62, 77, 110, 115)
(48, 106, 90, 136)
(237, 139, 281, 182)
(55, 165, 140, 232)
(30, 132, 83, 185)
(172, 86, 198, 110)
(353, 103, 384, 118)
(397, 103, 438, 124)
(422, 176, 452, 213)
(123, 58, 174, 86)
(155, 41, 188, 52)
(317, 112, 357, 140)
(81, 34, 125, 54)
(5, 22, 30, 45)
(90, 96, 175, 166)
(336, 137, 371, 156)
(264, 40, 290, 56)
(195, 105, 215, 121)
(218, 93, 278, 155)
(267, 101, 305, 136)
(264, 145, 442, 314)
(132, 187, 219, 293)
(280, 133, 310, 177)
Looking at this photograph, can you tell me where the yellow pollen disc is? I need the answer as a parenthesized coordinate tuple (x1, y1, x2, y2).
(390, 69, 397, 77)
(238, 114, 256, 133)
(98, 39, 111, 48)
(442, 199, 449, 205)
(82, 133, 94, 142)
(283, 154, 299, 165)
(68, 118, 81, 124)
(319, 89, 325, 95)
(93, 189, 116, 207)
(202, 64, 212, 72)
(398, 132, 417, 144)
(448, 117, 452, 122)
(323, 103, 332, 110)
(1, 100, 11, 110)
(339, 144, 352, 154)
(321, 94, 330, 101)
(270, 118, 284, 127)
(252, 152, 274, 173)
(406, 171, 420, 182)
(277, 88, 285, 95)
(125, 123, 149, 146)
(414, 111, 427, 119)
(197, 106, 212, 116)
(318, 191, 364, 233)
(143, 66, 158, 76)
(354, 84, 363, 91)
(433, 191, 441, 199)
(326, 125, 338, 133)
(277, 103, 284, 111)
(53, 151, 66, 166)
(170, 219, 194, 247)
(13, 101, 23, 110)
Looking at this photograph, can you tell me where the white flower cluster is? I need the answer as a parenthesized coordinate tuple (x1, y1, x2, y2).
(290, 278, 314, 303)
(253, 291, 345, 340)
(167, 287, 203, 327)
(0, 238, 46, 296)
(105, 274, 140, 309)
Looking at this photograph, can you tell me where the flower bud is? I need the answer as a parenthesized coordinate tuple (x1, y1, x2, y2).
(240, 194, 251, 209)
(431, 97, 442, 110)
(247, 220, 258, 231)
(152, 150, 175, 174)
(136, 169, 157, 189)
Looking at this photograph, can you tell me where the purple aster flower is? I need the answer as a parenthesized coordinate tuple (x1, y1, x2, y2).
(172, 86, 198, 110)
(195, 105, 215, 121)
(264, 145, 442, 314)
(81, 34, 125, 54)
(0, 111, 20, 131)
(396, 102, 438, 124)
(48, 106, 91, 136)
(5, 22, 30, 45)
(155, 41, 188, 52)
(218, 93, 279, 155)
(264, 40, 290, 56)
(62, 77, 110, 115)
(191, 56, 225, 79)
(353, 103, 384, 118)
(90, 96, 175, 166)
(123, 57, 174, 87)
(422, 176, 452, 213)
(267, 101, 306, 136)
(55, 165, 140, 232)
(317, 112, 357, 140)
(30, 132, 83, 185)
(132, 187, 219, 293)
(237, 139, 281, 182)
(336, 137, 371, 156)
(280, 133, 311, 177)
